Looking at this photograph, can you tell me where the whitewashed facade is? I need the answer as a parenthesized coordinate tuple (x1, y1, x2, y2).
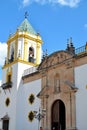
(75, 64, 87, 130)
(0, 17, 42, 130)
(0, 16, 87, 130)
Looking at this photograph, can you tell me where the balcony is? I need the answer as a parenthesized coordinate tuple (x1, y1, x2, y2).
(75, 45, 86, 55)
(1, 82, 12, 90)
(23, 66, 38, 77)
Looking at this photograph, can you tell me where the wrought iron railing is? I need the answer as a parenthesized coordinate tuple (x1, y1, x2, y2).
(75, 45, 87, 55)
(1, 82, 12, 89)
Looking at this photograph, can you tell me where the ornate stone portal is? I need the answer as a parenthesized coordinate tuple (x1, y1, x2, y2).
(38, 50, 77, 130)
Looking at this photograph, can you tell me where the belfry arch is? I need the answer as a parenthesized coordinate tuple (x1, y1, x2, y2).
(28, 47, 34, 63)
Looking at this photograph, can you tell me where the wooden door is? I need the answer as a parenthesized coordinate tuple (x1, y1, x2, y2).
(51, 100, 66, 130)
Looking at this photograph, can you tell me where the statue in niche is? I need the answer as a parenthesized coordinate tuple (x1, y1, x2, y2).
(28, 47, 34, 63)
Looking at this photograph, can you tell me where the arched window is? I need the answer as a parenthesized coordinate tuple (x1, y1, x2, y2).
(28, 47, 34, 63)
(10, 46, 14, 62)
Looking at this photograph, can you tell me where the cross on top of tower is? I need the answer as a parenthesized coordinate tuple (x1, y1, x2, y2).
(24, 11, 29, 19)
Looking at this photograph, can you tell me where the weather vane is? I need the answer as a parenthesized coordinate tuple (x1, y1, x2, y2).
(24, 11, 29, 19)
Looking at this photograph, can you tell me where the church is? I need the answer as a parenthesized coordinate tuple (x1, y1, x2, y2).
(0, 14, 87, 130)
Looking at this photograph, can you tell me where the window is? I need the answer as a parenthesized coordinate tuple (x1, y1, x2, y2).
(28, 111, 34, 122)
(28, 94, 35, 104)
(10, 47, 14, 62)
(2, 120, 9, 130)
(28, 47, 34, 63)
(5, 98, 10, 107)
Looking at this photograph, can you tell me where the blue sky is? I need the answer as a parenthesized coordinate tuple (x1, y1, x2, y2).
(0, 0, 87, 80)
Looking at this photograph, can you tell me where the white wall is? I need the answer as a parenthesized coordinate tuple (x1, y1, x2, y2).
(0, 62, 33, 130)
(16, 79, 41, 130)
(16, 62, 32, 90)
(0, 64, 18, 130)
(75, 64, 87, 130)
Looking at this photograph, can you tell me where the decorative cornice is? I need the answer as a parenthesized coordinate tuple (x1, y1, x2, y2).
(7, 32, 42, 45)
(2, 59, 37, 69)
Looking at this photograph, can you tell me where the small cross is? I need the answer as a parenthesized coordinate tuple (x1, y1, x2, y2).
(24, 11, 29, 19)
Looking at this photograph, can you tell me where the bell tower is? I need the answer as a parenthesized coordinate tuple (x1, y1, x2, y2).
(0, 15, 42, 130)
(2, 15, 42, 89)
(5, 17, 42, 66)
(1, 15, 42, 90)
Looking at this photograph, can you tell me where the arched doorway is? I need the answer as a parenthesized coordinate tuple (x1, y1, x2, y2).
(51, 100, 66, 130)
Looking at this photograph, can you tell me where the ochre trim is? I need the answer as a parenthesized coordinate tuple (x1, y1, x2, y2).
(24, 39, 28, 61)
(2, 59, 37, 69)
(36, 43, 41, 64)
(7, 32, 42, 45)
(6, 67, 12, 82)
(15, 39, 18, 60)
